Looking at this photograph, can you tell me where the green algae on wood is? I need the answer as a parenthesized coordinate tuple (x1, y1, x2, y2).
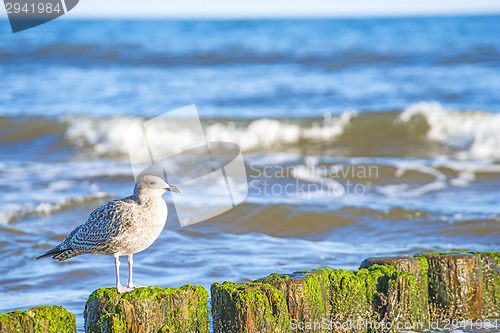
(294, 266, 422, 332)
(365, 265, 423, 325)
(300, 266, 422, 331)
(84, 285, 209, 333)
(359, 251, 500, 322)
(212, 266, 424, 333)
(360, 255, 430, 322)
(321, 268, 371, 329)
(437, 251, 500, 318)
(256, 270, 331, 333)
(211, 281, 289, 333)
(477, 252, 500, 317)
(422, 252, 482, 320)
(0, 305, 75, 333)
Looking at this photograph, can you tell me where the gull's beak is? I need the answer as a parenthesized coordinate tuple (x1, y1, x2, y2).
(166, 185, 182, 193)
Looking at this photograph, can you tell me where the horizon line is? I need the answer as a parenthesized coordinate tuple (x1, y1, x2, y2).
(58, 10, 500, 20)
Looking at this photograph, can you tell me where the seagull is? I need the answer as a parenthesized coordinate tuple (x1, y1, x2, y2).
(36, 175, 181, 293)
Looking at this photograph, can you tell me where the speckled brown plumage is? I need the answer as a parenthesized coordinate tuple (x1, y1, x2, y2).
(36, 175, 181, 293)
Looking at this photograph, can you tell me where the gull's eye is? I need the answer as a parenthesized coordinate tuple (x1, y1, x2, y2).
(149, 181, 156, 186)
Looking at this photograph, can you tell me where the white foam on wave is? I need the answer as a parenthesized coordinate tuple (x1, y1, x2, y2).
(0, 160, 132, 224)
(64, 116, 149, 158)
(432, 156, 500, 174)
(400, 102, 500, 159)
(63, 111, 356, 161)
(374, 155, 500, 201)
(63, 103, 500, 162)
(207, 112, 354, 151)
(0, 193, 109, 224)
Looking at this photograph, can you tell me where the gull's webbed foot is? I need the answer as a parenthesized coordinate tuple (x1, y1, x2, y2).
(128, 284, 147, 289)
(117, 284, 134, 293)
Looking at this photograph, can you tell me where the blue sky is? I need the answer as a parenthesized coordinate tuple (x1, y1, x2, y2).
(2, 0, 500, 19)
(72, 0, 500, 18)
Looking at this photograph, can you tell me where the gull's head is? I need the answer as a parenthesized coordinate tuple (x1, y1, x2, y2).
(134, 175, 182, 196)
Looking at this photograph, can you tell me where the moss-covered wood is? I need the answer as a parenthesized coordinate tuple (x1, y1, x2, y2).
(428, 250, 500, 318)
(84, 285, 209, 333)
(212, 265, 422, 333)
(477, 252, 500, 317)
(328, 265, 422, 332)
(326, 268, 370, 329)
(362, 251, 500, 321)
(211, 281, 290, 333)
(255, 271, 330, 333)
(422, 252, 482, 320)
(0, 305, 75, 333)
(5, 250, 499, 333)
(360, 255, 429, 322)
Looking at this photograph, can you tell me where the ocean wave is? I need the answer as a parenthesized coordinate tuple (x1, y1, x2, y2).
(62, 112, 355, 160)
(0, 43, 429, 68)
(4, 37, 499, 69)
(400, 102, 500, 159)
(243, 155, 500, 212)
(2, 102, 500, 160)
(0, 160, 135, 224)
(0, 193, 109, 224)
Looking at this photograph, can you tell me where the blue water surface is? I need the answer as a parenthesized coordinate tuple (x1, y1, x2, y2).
(0, 15, 499, 118)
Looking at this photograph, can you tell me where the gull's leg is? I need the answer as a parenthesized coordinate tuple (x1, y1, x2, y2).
(127, 254, 146, 289)
(115, 256, 133, 293)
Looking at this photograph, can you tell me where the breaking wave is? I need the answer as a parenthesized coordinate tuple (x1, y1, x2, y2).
(399, 102, 500, 159)
(62, 103, 500, 160)
(0, 193, 109, 224)
(2, 102, 499, 160)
